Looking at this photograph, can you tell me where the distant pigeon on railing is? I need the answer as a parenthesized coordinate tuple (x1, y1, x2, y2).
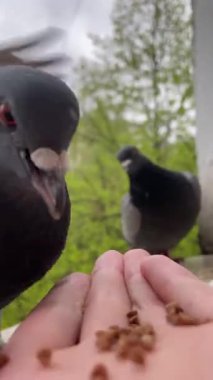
(117, 146, 201, 256)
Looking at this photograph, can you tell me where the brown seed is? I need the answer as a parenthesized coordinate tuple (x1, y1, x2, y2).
(117, 333, 143, 359)
(166, 302, 198, 326)
(167, 313, 180, 325)
(128, 344, 144, 364)
(37, 348, 52, 367)
(0, 352, 9, 369)
(167, 311, 197, 326)
(90, 363, 109, 380)
(166, 302, 183, 315)
(139, 322, 155, 336)
(177, 312, 198, 325)
(141, 334, 155, 351)
(96, 330, 117, 351)
(127, 310, 138, 319)
(128, 315, 140, 326)
(95, 321, 156, 366)
(108, 327, 120, 340)
(119, 328, 131, 336)
(130, 326, 144, 338)
(96, 336, 112, 351)
(127, 334, 142, 346)
(116, 336, 129, 359)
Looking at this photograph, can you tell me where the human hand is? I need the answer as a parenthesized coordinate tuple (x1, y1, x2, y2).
(1, 249, 213, 380)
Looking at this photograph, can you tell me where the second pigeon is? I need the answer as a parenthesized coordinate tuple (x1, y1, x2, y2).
(117, 146, 201, 255)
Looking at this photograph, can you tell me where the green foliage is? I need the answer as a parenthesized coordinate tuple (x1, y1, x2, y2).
(3, 0, 198, 329)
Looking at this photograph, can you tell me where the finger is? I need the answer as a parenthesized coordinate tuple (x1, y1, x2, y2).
(142, 255, 213, 322)
(124, 249, 166, 325)
(6, 273, 90, 356)
(80, 251, 130, 340)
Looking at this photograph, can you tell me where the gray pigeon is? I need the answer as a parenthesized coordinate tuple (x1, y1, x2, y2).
(117, 146, 201, 255)
(0, 27, 77, 342)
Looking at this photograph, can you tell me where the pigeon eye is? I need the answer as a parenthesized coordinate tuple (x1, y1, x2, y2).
(0, 105, 16, 129)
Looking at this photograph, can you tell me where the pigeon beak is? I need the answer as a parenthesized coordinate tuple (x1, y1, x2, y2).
(0, 132, 67, 220)
(121, 159, 132, 171)
(31, 168, 66, 220)
(29, 148, 69, 220)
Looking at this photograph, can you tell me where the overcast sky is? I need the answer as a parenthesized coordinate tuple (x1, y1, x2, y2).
(0, 0, 114, 60)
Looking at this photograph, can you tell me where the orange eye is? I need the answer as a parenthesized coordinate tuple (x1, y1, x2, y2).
(0, 105, 16, 127)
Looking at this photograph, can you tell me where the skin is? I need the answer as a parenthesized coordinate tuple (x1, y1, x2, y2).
(1, 249, 213, 380)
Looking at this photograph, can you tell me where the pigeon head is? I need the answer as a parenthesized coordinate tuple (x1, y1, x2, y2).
(0, 65, 80, 220)
(117, 145, 148, 175)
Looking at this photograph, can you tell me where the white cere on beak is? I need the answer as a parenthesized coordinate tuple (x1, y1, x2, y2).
(121, 159, 132, 170)
(60, 150, 71, 172)
(30, 148, 70, 173)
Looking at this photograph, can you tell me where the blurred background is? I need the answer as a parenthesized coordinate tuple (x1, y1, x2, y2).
(0, 0, 204, 328)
